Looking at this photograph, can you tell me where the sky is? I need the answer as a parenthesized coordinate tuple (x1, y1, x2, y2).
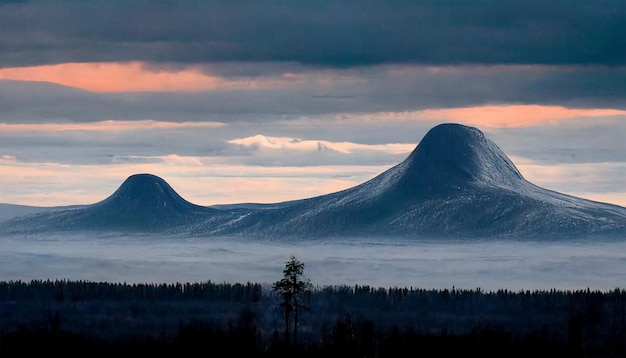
(1, 0, 625, 208)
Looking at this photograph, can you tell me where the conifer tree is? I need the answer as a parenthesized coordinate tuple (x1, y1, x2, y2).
(272, 255, 312, 347)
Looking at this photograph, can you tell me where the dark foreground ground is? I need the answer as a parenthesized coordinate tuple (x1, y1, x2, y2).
(1, 280, 625, 357)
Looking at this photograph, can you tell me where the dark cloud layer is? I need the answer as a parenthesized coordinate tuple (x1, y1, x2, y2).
(1, 0, 625, 68)
(3, 65, 626, 124)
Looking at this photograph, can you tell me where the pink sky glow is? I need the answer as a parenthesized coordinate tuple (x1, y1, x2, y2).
(0, 120, 224, 132)
(0, 62, 273, 92)
(356, 106, 625, 128)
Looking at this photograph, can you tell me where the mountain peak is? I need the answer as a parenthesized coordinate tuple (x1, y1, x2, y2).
(108, 173, 186, 206)
(87, 173, 211, 229)
(396, 123, 525, 195)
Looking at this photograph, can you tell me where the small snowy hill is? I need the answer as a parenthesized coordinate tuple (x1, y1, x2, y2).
(3, 123, 626, 239)
(1, 174, 241, 233)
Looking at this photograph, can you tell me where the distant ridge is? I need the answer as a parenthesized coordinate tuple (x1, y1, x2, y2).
(3, 123, 626, 239)
(1, 174, 226, 232)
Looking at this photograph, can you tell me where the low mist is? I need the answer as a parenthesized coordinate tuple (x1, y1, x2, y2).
(1, 234, 625, 292)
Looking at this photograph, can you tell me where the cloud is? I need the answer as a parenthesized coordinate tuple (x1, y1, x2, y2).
(0, 120, 225, 132)
(0, 62, 303, 92)
(489, 117, 626, 165)
(0, 154, 16, 163)
(0, 118, 235, 165)
(3, 65, 626, 125)
(417, 105, 626, 128)
(0, 62, 226, 92)
(0, 115, 413, 167)
(512, 156, 626, 204)
(2, 101, 625, 171)
(0, 1, 624, 68)
(228, 135, 414, 155)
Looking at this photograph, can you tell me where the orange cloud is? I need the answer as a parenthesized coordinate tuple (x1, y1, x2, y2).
(0, 61, 363, 93)
(340, 105, 626, 128)
(0, 62, 258, 92)
(418, 105, 626, 128)
(0, 120, 224, 132)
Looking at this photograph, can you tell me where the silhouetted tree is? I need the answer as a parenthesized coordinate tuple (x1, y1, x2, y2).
(272, 255, 312, 347)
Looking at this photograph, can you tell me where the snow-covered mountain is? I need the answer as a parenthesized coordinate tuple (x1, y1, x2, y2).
(3, 123, 626, 239)
(1, 174, 242, 233)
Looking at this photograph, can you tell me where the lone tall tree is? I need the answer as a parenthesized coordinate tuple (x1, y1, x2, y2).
(272, 255, 312, 347)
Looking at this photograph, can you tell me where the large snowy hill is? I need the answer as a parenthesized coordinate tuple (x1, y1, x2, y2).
(3, 123, 626, 240)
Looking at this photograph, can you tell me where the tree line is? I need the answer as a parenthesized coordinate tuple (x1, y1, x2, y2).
(1, 275, 625, 356)
(0, 279, 263, 302)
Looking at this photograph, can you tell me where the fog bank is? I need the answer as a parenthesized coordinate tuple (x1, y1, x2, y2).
(1, 234, 624, 292)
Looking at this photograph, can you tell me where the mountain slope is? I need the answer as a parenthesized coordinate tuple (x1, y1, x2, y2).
(194, 123, 626, 239)
(3, 123, 626, 239)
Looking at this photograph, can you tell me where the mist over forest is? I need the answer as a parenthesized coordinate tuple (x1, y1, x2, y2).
(3, 233, 626, 357)
(2, 233, 625, 292)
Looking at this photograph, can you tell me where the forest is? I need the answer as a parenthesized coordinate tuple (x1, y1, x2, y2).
(1, 275, 625, 357)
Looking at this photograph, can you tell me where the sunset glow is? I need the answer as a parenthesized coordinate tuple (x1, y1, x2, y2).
(0, 120, 225, 132)
(0, 62, 241, 92)
(420, 105, 626, 127)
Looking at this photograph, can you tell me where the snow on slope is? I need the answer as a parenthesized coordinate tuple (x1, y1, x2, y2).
(3, 123, 626, 240)
(195, 123, 626, 239)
